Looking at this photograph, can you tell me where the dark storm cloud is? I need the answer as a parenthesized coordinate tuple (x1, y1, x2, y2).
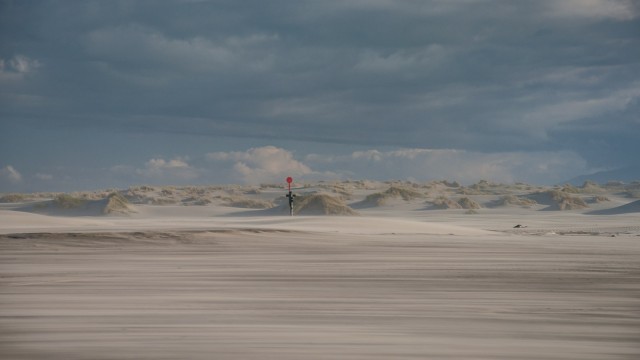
(1, 0, 639, 190)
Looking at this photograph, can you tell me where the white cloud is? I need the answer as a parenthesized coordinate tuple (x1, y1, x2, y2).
(355, 45, 447, 73)
(205, 146, 592, 185)
(109, 157, 204, 185)
(145, 158, 191, 170)
(309, 0, 492, 17)
(9, 55, 40, 73)
(84, 25, 276, 75)
(207, 146, 313, 184)
(546, 0, 638, 20)
(134, 157, 200, 181)
(517, 85, 640, 137)
(0, 55, 40, 82)
(0, 165, 23, 183)
(305, 148, 591, 185)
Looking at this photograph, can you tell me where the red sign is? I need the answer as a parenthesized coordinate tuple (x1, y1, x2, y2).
(286, 176, 293, 184)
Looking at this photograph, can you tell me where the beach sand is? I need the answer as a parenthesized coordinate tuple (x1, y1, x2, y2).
(1, 182, 639, 359)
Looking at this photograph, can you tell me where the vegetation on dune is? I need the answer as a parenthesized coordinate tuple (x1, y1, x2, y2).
(317, 183, 354, 199)
(293, 194, 358, 216)
(437, 180, 461, 188)
(53, 194, 87, 209)
(12, 180, 640, 215)
(428, 196, 481, 210)
(151, 198, 178, 205)
(457, 197, 481, 209)
(559, 184, 581, 194)
(552, 190, 588, 210)
(460, 180, 526, 195)
(429, 196, 461, 209)
(579, 180, 604, 194)
(624, 183, 640, 198)
(29, 192, 135, 215)
(181, 196, 212, 206)
(345, 180, 380, 190)
(364, 186, 424, 206)
(183, 186, 210, 197)
(496, 195, 538, 208)
(409, 180, 469, 191)
(0, 193, 27, 203)
(123, 187, 157, 204)
(160, 189, 174, 196)
(589, 195, 610, 204)
(514, 188, 592, 211)
(224, 197, 274, 209)
(103, 192, 134, 215)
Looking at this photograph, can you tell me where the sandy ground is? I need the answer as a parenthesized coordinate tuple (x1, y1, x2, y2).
(1, 181, 640, 359)
(1, 208, 639, 359)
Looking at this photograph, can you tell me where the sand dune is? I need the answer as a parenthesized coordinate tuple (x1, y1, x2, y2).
(292, 193, 358, 216)
(12, 193, 135, 217)
(354, 186, 424, 207)
(587, 199, 640, 215)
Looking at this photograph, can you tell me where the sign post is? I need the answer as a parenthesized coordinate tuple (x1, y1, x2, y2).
(285, 177, 295, 216)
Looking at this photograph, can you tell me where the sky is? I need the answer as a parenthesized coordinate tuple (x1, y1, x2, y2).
(1, 0, 639, 192)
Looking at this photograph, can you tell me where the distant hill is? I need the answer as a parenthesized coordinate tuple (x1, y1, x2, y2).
(565, 166, 640, 185)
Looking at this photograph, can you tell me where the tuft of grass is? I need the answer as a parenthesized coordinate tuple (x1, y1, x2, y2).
(461, 180, 520, 195)
(590, 195, 610, 204)
(160, 189, 174, 196)
(547, 190, 588, 210)
(318, 183, 354, 199)
(457, 197, 481, 209)
(103, 192, 133, 214)
(151, 198, 177, 205)
(293, 194, 358, 216)
(580, 180, 604, 193)
(53, 194, 86, 209)
(224, 197, 274, 209)
(365, 186, 423, 206)
(0, 193, 27, 203)
(427, 196, 481, 210)
(559, 184, 581, 194)
(429, 196, 462, 209)
(497, 195, 537, 207)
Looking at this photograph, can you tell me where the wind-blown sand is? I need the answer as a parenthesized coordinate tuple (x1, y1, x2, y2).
(1, 181, 639, 359)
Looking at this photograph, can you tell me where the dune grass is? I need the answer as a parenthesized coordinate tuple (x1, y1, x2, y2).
(364, 186, 424, 206)
(103, 192, 134, 215)
(0, 193, 27, 203)
(496, 195, 538, 207)
(429, 196, 481, 210)
(53, 194, 87, 209)
(224, 197, 274, 209)
(543, 190, 588, 210)
(294, 194, 358, 215)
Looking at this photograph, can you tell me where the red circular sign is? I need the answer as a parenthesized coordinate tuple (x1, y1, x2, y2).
(286, 176, 293, 184)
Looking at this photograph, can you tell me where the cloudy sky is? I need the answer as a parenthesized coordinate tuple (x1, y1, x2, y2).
(1, 0, 639, 191)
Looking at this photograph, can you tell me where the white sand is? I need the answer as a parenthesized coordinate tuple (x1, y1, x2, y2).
(1, 183, 639, 359)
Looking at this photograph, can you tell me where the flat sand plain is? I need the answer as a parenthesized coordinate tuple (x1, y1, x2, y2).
(1, 182, 639, 359)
